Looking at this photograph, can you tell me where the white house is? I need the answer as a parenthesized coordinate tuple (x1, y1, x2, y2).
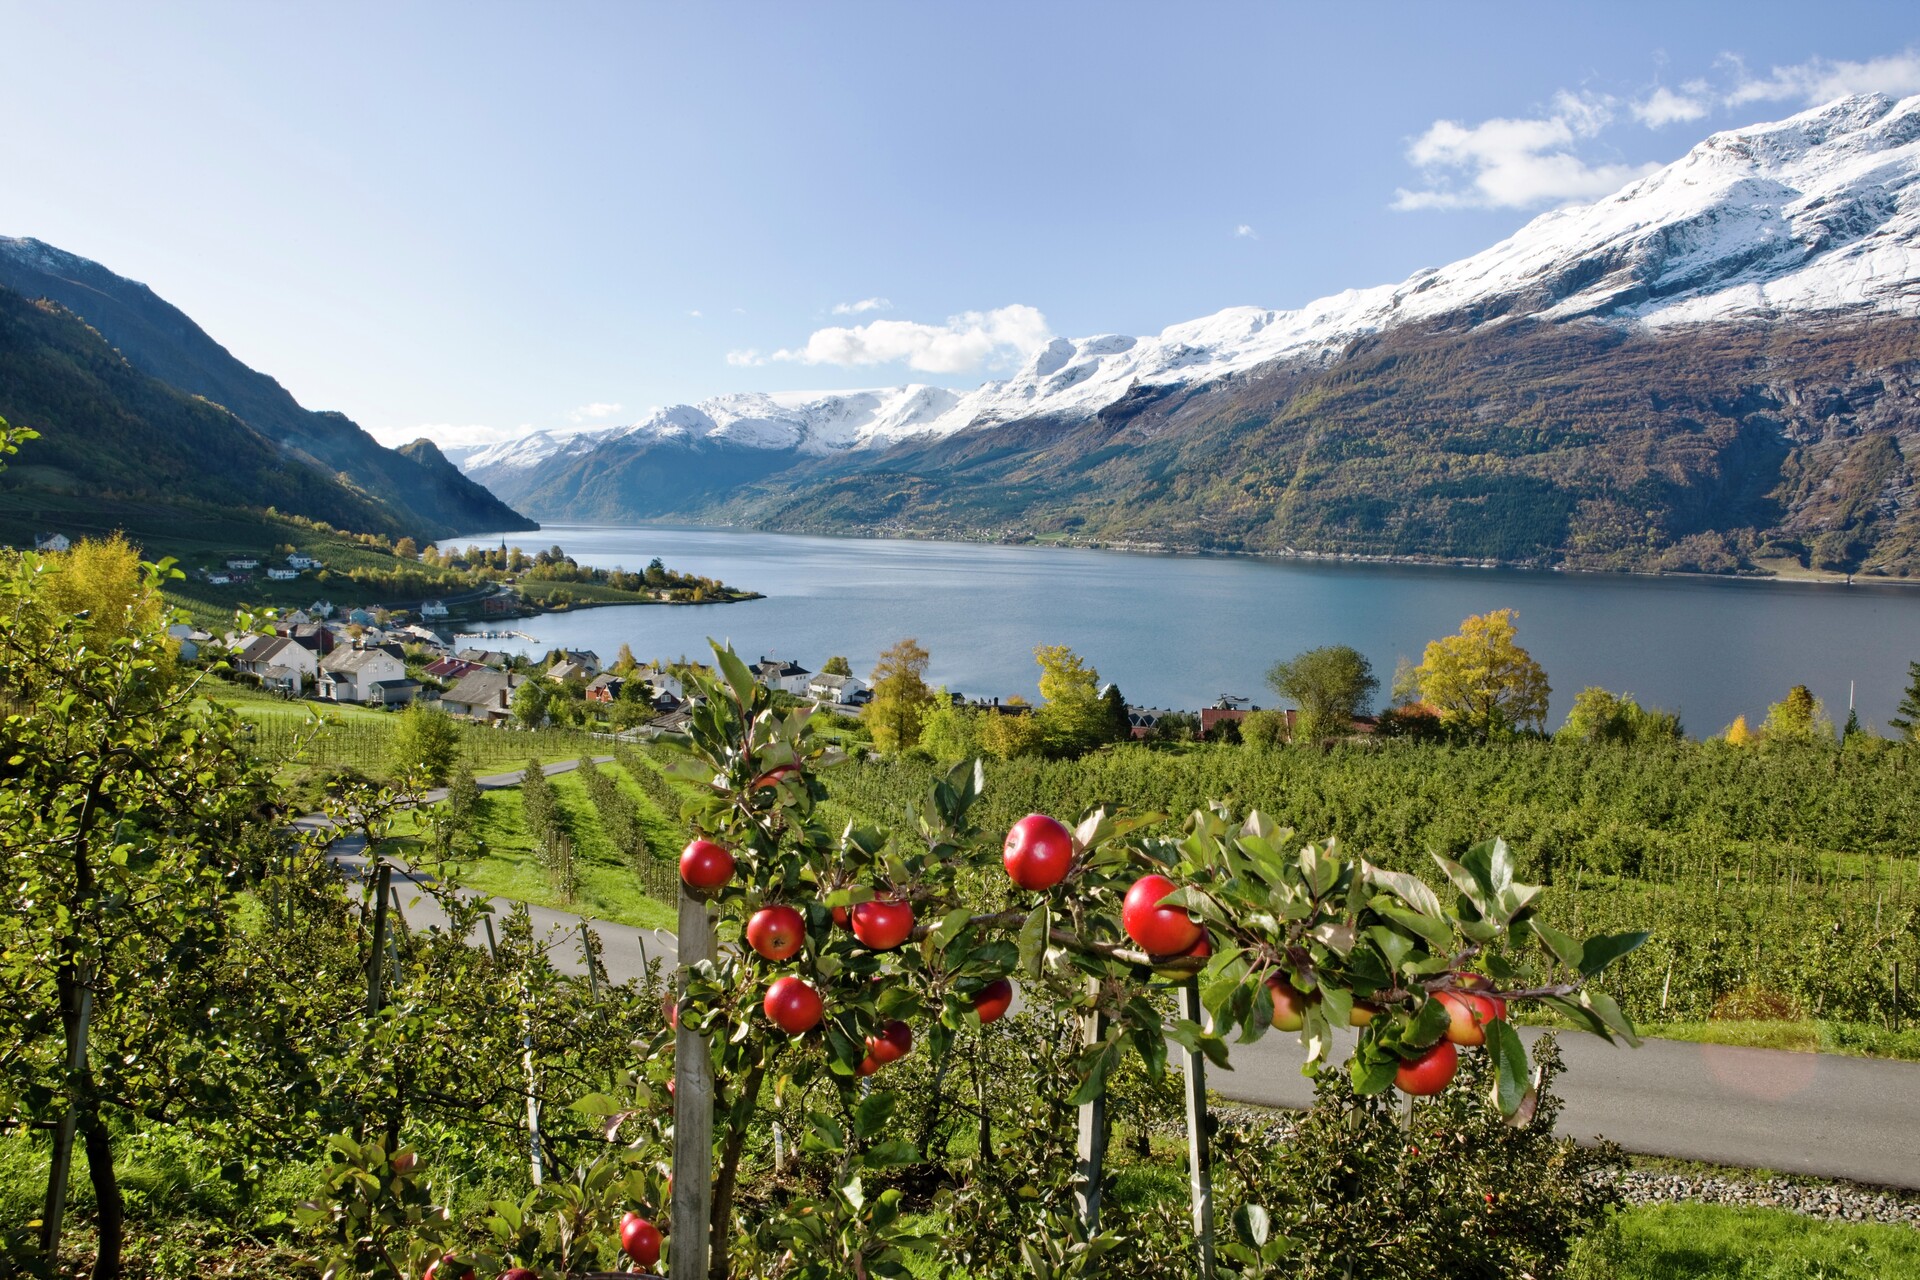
(225, 557, 260, 570)
(420, 599, 449, 618)
(753, 657, 812, 696)
(309, 600, 335, 618)
(442, 669, 523, 723)
(634, 662, 686, 701)
(206, 573, 233, 586)
(33, 532, 71, 553)
(807, 672, 869, 705)
(317, 646, 409, 704)
(234, 635, 317, 693)
(288, 554, 323, 570)
(267, 567, 299, 581)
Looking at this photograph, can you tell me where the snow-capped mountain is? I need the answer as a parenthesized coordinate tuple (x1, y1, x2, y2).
(471, 92, 1920, 497)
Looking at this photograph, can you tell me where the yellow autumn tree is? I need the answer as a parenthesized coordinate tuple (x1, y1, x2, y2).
(865, 637, 937, 753)
(1408, 608, 1550, 742)
(1723, 715, 1756, 745)
(37, 533, 171, 647)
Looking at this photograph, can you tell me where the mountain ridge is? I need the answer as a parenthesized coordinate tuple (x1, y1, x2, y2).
(0, 235, 533, 539)
(465, 93, 1920, 576)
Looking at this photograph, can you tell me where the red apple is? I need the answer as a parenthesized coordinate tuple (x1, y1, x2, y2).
(620, 1212, 663, 1269)
(1348, 1000, 1380, 1028)
(746, 904, 806, 961)
(850, 897, 915, 950)
(858, 1052, 882, 1076)
(1394, 1040, 1460, 1096)
(1437, 991, 1504, 1047)
(1265, 975, 1313, 1031)
(663, 991, 678, 1030)
(1002, 814, 1075, 891)
(831, 904, 850, 928)
(972, 978, 1014, 1025)
(500, 1270, 538, 1280)
(763, 976, 824, 1034)
(1121, 874, 1202, 956)
(865, 1019, 912, 1065)
(679, 839, 735, 891)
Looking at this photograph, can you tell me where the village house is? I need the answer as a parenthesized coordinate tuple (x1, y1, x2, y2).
(424, 656, 485, 683)
(166, 623, 212, 662)
(585, 672, 624, 704)
(441, 668, 523, 723)
(267, 567, 300, 581)
(234, 634, 318, 694)
(1126, 706, 1179, 739)
(206, 573, 233, 586)
(225, 556, 260, 570)
(456, 648, 513, 669)
(33, 532, 71, 553)
(287, 553, 322, 570)
(560, 649, 602, 676)
(806, 671, 869, 705)
(753, 657, 812, 696)
(278, 622, 336, 657)
(316, 645, 412, 705)
(481, 592, 520, 616)
(547, 659, 591, 687)
(420, 599, 449, 618)
(309, 600, 335, 618)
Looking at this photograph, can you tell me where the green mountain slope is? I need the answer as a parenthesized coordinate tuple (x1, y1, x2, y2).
(708, 317, 1920, 577)
(0, 236, 531, 538)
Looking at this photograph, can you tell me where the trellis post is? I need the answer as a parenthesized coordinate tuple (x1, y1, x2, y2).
(1073, 980, 1110, 1231)
(366, 861, 392, 1016)
(670, 886, 716, 1280)
(1178, 977, 1216, 1278)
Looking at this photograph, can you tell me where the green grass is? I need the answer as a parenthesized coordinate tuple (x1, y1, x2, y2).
(1516, 1013, 1920, 1061)
(444, 769, 675, 931)
(1579, 1202, 1920, 1279)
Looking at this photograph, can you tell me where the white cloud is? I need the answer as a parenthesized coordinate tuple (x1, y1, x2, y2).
(1393, 91, 1658, 211)
(769, 304, 1052, 374)
(567, 402, 623, 423)
(831, 296, 892, 315)
(726, 349, 766, 367)
(688, 309, 704, 318)
(1725, 50, 1920, 107)
(1632, 83, 1711, 128)
(1234, 224, 1258, 239)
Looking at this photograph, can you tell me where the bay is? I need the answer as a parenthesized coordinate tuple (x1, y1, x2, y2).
(449, 525, 1920, 736)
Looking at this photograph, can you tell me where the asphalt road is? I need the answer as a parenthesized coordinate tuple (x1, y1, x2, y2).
(313, 763, 1920, 1191)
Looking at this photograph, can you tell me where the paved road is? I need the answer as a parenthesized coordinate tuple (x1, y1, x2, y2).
(312, 769, 1920, 1190)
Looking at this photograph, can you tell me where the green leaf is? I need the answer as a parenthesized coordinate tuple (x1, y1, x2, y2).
(1068, 1042, 1119, 1106)
(1579, 989, 1641, 1046)
(1349, 1045, 1398, 1095)
(1484, 1018, 1529, 1116)
(711, 641, 760, 708)
(1131, 1022, 1169, 1079)
(853, 1091, 896, 1140)
(1578, 930, 1652, 978)
(1017, 902, 1049, 979)
(1367, 863, 1445, 920)
(1431, 851, 1488, 916)
(1377, 905, 1452, 952)
(929, 906, 974, 952)
(1232, 1204, 1271, 1248)
(1533, 919, 1585, 972)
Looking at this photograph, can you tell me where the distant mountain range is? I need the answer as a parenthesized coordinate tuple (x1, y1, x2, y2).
(468, 94, 1920, 576)
(0, 236, 532, 543)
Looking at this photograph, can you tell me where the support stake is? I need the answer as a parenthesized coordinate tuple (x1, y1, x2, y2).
(1178, 977, 1216, 1279)
(366, 861, 392, 1017)
(39, 962, 94, 1261)
(1073, 978, 1110, 1232)
(670, 886, 715, 1280)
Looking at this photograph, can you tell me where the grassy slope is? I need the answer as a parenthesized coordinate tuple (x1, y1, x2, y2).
(1594, 1202, 1920, 1279)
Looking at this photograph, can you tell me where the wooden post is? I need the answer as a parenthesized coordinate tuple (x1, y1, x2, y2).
(366, 861, 392, 1017)
(39, 962, 94, 1261)
(579, 920, 599, 999)
(1178, 978, 1215, 1279)
(523, 986, 544, 1188)
(1073, 980, 1110, 1232)
(1894, 961, 1903, 1032)
(670, 886, 715, 1280)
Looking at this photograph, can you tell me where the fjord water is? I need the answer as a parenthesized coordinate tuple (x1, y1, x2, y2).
(456, 525, 1920, 735)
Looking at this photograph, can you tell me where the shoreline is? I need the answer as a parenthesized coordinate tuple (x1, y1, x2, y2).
(517, 518, 1919, 593)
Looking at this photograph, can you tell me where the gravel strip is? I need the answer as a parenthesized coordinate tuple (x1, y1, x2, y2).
(1206, 1105, 1920, 1228)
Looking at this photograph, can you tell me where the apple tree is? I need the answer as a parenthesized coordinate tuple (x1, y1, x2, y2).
(637, 641, 1645, 1280)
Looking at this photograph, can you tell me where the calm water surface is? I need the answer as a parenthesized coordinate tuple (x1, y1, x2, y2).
(450, 525, 1920, 735)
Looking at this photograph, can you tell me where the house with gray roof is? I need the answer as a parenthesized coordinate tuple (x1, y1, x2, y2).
(317, 645, 410, 704)
(442, 669, 524, 723)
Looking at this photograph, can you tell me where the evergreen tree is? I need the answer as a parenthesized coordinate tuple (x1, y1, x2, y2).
(1101, 683, 1132, 744)
(1891, 661, 1920, 742)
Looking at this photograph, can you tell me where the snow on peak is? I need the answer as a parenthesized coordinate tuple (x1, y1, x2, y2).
(465, 93, 1920, 475)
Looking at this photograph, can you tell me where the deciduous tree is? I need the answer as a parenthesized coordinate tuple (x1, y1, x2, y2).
(389, 703, 461, 785)
(1266, 644, 1378, 742)
(865, 637, 936, 753)
(1410, 609, 1550, 742)
(1032, 644, 1108, 757)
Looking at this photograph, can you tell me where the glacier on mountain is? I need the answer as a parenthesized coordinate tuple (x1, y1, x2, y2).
(467, 93, 1920, 478)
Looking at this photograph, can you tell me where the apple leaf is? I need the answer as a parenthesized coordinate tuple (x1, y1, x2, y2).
(711, 641, 759, 709)
(1349, 1045, 1398, 1095)
(1532, 919, 1585, 972)
(1068, 1042, 1119, 1106)
(1367, 864, 1445, 920)
(1318, 983, 1353, 1030)
(852, 1091, 896, 1140)
(1578, 930, 1652, 978)
(863, 1138, 921, 1169)
(1376, 905, 1452, 952)
(1232, 1204, 1271, 1249)
(1131, 1022, 1169, 1079)
(1431, 852, 1489, 919)
(1406, 993, 1453, 1049)
(929, 907, 973, 953)
(1579, 989, 1641, 1046)
(1017, 902, 1048, 979)
(1484, 1018, 1529, 1116)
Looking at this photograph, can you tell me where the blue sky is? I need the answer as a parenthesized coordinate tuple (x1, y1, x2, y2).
(4, 3, 1918, 448)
